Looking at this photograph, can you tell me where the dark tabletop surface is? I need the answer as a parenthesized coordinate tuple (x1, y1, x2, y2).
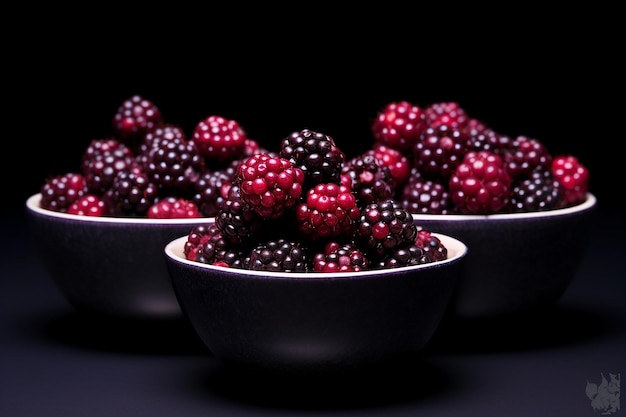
(1, 200, 624, 417)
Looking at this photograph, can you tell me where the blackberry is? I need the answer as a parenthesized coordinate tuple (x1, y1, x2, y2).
(247, 239, 309, 272)
(184, 223, 247, 268)
(466, 128, 512, 157)
(278, 129, 345, 192)
(375, 244, 433, 269)
(461, 117, 489, 137)
(67, 194, 105, 217)
(424, 101, 469, 130)
(215, 185, 264, 245)
(295, 183, 360, 241)
(40, 172, 88, 213)
(416, 229, 448, 262)
(103, 167, 160, 217)
(112, 95, 164, 152)
(147, 197, 201, 219)
(371, 100, 428, 152)
(192, 159, 241, 217)
(400, 178, 453, 215)
(503, 135, 552, 181)
(136, 124, 186, 167)
(234, 152, 305, 219)
(80, 138, 131, 173)
(551, 155, 589, 207)
(81, 139, 136, 195)
(184, 224, 214, 261)
(312, 241, 370, 272)
(510, 169, 562, 213)
(192, 115, 247, 162)
(365, 144, 411, 189)
(356, 199, 417, 258)
(413, 124, 470, 182)
(341, 153, 395, 208)
(448, 150, 512, 214)
(142, 135, 205, 199)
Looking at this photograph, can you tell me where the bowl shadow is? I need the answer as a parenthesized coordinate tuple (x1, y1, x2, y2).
(425, 303, 612, 354)
(24, 308, 208, 355)
(191, 354, 460, 410)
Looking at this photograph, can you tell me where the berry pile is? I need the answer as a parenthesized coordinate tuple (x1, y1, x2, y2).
(37, 95, 591, 272)
(39, 95, 264, 219)
(372, 100, 590, 214)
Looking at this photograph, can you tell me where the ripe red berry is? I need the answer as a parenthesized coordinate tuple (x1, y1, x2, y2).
(192, 115, 247, 162)
(67, 194, 105, 217)
(551, 155, 589, 206)
(449, 150, 512, 214)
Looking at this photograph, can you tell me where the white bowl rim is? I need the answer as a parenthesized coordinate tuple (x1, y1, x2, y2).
(164, 233, 468, 280)
(26, 193, 214, 225)
(411, 192, 596, 221)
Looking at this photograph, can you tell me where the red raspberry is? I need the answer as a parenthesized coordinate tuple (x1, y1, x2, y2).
(551, 155, 589, 206)
(147, 197, 201, 219)
(449, 150, 512, 214)
(192, 115, 247, 162)
(67, 194, 105, 217)
(371, 100, 428, 152)
(295, 183, 360, 241)
(235, 153, 305, 219)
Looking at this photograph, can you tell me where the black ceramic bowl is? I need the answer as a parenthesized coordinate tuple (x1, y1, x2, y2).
(164, 231, 468, 373)
(26, 193, 212, 320)
(411, 193, 598, 320)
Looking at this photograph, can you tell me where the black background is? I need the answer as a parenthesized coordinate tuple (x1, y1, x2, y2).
(6, 7, 620, 216)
